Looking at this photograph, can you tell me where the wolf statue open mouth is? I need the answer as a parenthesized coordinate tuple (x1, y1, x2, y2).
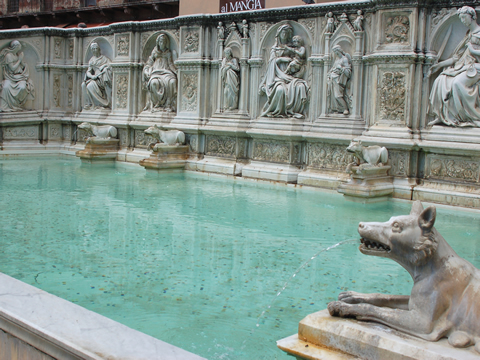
(329, 201, 480, 353)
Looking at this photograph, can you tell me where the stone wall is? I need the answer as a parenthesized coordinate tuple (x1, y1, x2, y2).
(0, 0, 479, 208)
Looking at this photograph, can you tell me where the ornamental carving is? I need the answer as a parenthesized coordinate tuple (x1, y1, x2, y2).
(428, 157, 480, 183)
(53, 75, 61, 107)
(67, 75, 73, 107)
(184, 30, 199, 52)
(385, 15, 409, 44)
(181, 73, 198, 112)
(63, 125, 71, 141)
(431, 8, 455, 30)
(50, 125, 60, 139)
(379, 71, 406, 121)
(118, 128, 128, 146)
(206, 135, 236, 158)
(253, 141, 290, 163)
(389, 151, 408, 177)
(54, 38, 62, 59)
(4, 126, 37, 139)
(260, 23, 273, 38)
(307, 143, 354, 171)
(115, 74, 128, 109)
(117, 35, 129, 56)
(68, 39, 74, 59)
(134, 129, 156, 147)
(299, 19, 315, 37)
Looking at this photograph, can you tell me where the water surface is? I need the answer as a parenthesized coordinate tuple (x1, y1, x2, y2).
(1, 157, 479, 359)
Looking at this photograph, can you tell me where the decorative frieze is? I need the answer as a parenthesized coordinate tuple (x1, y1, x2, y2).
(427, 156, 480, 183)
(4, 126, 38, 139)
(379, 71, 406, 122)
(184, 30, 199, 52)
(253, 140, 290, 163)
(53, 74, 61, 108)
(67, 75, 73, 107)
(385, 15, 409, 44)
(115, 74, 128, 109)
(181, 73, 198, 112)
(116, 35, 129, 56)
(307, 143, 354, 171)
(54, 38, 62, 59)
(389, 150, 408, 177)
(206, 135, 236, 158)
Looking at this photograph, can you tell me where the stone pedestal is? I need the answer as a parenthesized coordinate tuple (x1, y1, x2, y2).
(75, 138, 119, 162)
(139, 144, 189, 171)
(277, 310, 480, 360)
(337, 165, 393, 202)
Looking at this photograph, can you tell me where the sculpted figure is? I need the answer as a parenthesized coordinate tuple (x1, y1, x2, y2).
(82, 42, 112, 110)
(353, 10, 364, 31)
(143, 34, 177, 113)
(0, 40, 35, 112)
(78, 122, 117, 143)
(144, 124, 185, 149)
(346, 140, 388, 167)
(242, 20, 249, 39)
(259, 24, 309, 119)
(285, 36, 306, 77)
(327, 45, 352, 115)
(328, 201, 480, 353)
(428, 6, 480, 127)
(325, 12, 336, 33)
(221, 47, 240, 111)
(217, 22, 225, 41)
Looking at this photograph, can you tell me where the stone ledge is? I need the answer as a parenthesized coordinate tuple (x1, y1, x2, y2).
(0, 273, 206, 360)
(279, 310, 479, 360)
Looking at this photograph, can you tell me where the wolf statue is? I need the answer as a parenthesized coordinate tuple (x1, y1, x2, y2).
(144, 124, 185, 149)
(328, 201, 480, 352)
(77, 122, 117, 143)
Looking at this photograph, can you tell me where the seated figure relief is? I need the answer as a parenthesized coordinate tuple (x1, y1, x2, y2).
(82, 42, 112, 110)
(0, 40, 35, 112)
(327, 44, 352, 115)
(143, 33, 177, 113)
(221, 47, 240, 111)
(259, 24, 309, 119)
(428, 6, 480, 127)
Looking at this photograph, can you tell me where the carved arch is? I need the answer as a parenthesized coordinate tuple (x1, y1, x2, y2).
(142, 31, 179, 62)
(84, 37, 113, 64)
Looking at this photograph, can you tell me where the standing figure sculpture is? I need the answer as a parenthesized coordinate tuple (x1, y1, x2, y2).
(82, 42, 112, 110)
(0, 40, 35, 112)
(353, 10, 364, 32)
(221, 47, 240, 111)
(428, 6, 480, 127)
(327, 45, 352, 115)
(217, 22, 225, 41)
(143, 33, 177, 113)
(259, 24, 309, 119)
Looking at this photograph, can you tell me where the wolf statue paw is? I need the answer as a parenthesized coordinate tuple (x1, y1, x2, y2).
(327, 301, 352, 318)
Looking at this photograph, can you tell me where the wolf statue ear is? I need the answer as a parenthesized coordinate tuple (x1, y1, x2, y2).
(410, 200, 424, 216)
(418, 206, 436, 230)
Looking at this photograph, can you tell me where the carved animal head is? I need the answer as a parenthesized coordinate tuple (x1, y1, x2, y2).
(144, 124, 161, 138)
(346, 140, 363, 155)
(78, 122, 94, 136)
(358, 201, 438, 268)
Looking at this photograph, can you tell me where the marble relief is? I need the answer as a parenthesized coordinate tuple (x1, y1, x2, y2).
(259, 23, 309, 119)
(327, 45, 352, 115)
(221, 47, 240, 111)
(0, 40, 35, 112)
(82, 42, 112, 110)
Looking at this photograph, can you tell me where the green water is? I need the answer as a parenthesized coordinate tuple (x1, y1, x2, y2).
(1, 157, 479, 359)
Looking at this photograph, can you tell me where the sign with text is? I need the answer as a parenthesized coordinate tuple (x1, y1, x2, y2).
(220, 0, 265, 13)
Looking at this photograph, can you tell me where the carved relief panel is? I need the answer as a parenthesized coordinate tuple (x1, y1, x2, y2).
(3, 126, 38, 140)
(180, 72, 198, 112)
(52, 74, 62, 108)
(388, 150, 409, 177)
(307, 143, 354, 171)
(54, 38, 63, 59)
(377, 10, 414, 50)
(206, 135, 236, 158)
(115, 34, 130, 57)
(181, 27, 200, 55)
(252, 140, 298, 164)
(426, 155, 480, 183)
(115, 74, 129, 110)
(376, 67, 408, 125)
(49, 123, 62, 140)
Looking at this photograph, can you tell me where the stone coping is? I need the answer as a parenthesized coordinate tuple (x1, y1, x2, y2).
(278, 309, 480, 360)
(0, 272, 206, 360)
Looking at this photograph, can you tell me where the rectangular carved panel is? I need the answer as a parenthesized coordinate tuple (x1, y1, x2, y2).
(426, 155, 480, 183)
(307, 143, 353, 171)
(206, 135, 236, 158)
(4, 126, 38, 140)
(253, 140, 290, 164)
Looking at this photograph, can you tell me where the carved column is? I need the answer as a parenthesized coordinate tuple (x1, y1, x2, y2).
(321, 33, 332, 117)
(75, 36, 83, 113)
(239, 37, 250, 115)
(216, 39, 224, 113)
(247, 58, 263, 119)
(352, 31, 364, 119)
(309, 57, 323, 120)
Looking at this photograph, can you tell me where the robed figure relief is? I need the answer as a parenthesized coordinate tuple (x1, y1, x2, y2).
(259, 24, 309, 119)
(221, 47, 240, 111)
(0, 40, 35, 112)
(143, 34, 177, 113)
(428, 6, 480, 127)
(327, 45, 352, 115)
(82, 42, 112, 110)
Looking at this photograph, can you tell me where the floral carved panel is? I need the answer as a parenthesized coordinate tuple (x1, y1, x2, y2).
(117, 35, 130, 56)
(389, 150, 409, 177)
(379, 71, 406, 122)
(53, 74, 61, 108)
(385, 15, 409, 44)
(253, 141, 290, 163)
(181, 73, 198, 112)
(307, 143, 354, 171)
(184, 30, 199, 53)
(67, 75, 73, 107)
(4, 126, 38, 139)
(54, 38, 62, 59)
(68, 39, 74, 59)
(206, 135, 236, 158)
(115, 74, 128, 109)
